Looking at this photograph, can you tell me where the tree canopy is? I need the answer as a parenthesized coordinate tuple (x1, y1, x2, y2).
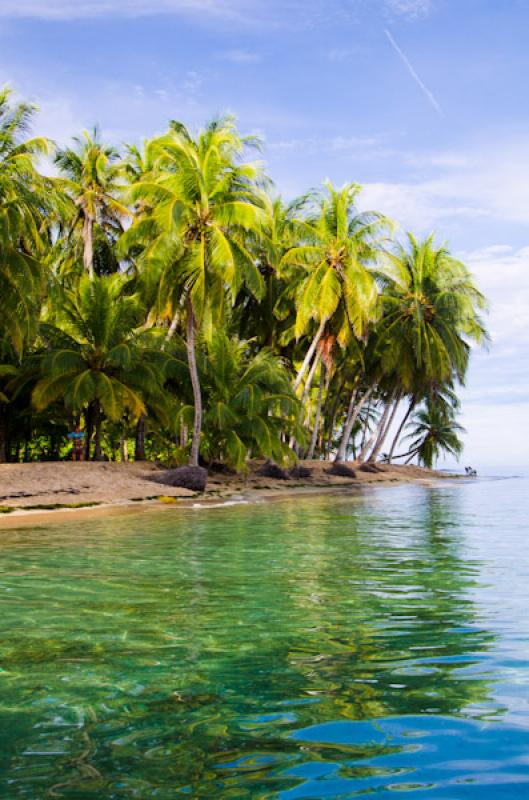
(0, 87, 488, 470)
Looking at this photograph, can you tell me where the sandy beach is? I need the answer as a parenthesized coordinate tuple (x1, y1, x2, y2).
(0, 460, 450, 525)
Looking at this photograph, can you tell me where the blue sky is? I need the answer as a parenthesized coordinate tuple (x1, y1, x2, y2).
(1, 0, 528, 468)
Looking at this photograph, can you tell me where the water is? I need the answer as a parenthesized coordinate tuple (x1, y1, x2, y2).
(1, 476, 529, 798)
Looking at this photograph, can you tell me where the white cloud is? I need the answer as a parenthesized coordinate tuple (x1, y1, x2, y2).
(359, 139, 529, 231)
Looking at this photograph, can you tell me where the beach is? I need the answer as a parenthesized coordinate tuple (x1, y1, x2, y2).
(0, 460, 449, 524)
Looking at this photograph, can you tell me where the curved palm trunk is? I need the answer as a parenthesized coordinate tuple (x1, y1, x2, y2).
(82, 214, 95, 279)
(361, 396, 393, 463)
(164, 309, 179, 346)
(387, 399, 414, 462)
(368, 391, 401, 463)
(294, 317, 326, 392)
(301, 351, 321, 407)
(391, 445, 421, 460)
(358, 401, 386, 463)
(290, 352, 321, 451)
(360, 396, 372, 450)
(335, 386, 373, 462)
(186, 298, 202, 468)
(307, 365, 326, 459)
(324, 378, 344, 459)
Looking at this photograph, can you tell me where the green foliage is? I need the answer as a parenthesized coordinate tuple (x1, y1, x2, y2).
(33, 274, 166, 421)
(0, 85, 489, 469)
(406, 401, 465, 468)
(0, 88, 55, 352)
(198, 332, 302, 471)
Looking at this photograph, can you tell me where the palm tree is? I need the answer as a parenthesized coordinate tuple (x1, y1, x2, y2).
(280, 182, 391, 393)
(0, 87, 54, 352)
(32, 274, 166, 459)
(197, 332, 301, 471)
(236, 194, 304, 351)
(125, 117, 266, 467)
(55, 128, 130, 279)
(378, 233, 487, 389)
(405, 403, 465, 468)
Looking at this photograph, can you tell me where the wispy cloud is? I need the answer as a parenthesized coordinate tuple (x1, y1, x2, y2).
(384, 28, 443, 117)
(217, 49, 261, 63)
(384, 0, 433, 18)
(0, 0, 260, 20)
(0, 0, 434, 23)
(269, 134, 380, 154)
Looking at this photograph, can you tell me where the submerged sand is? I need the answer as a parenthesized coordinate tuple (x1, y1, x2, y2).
(0, 459, 449, 524)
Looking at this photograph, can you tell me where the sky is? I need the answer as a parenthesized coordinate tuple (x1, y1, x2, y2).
(1, 0, 528, 469)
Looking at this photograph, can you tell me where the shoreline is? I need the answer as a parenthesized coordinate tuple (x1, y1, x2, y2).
(0, 460, 459, 528)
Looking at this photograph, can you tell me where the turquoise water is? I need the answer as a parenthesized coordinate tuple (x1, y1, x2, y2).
(1, 477, 529, 798)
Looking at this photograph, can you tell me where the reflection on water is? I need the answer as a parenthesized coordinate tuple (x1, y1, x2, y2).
(1, 479, 528, 797)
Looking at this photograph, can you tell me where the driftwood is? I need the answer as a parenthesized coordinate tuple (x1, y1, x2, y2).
(152, 466, 208, 492)
(255, 461, 290, 480)
(326, 462, 357, 478)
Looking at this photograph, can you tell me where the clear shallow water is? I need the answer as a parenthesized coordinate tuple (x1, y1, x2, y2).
(1, 477, 529, 798)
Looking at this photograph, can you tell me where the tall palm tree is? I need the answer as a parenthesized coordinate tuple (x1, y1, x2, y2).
(55, 129, 130, 279)
(280, 182, 391, 392)
(33, 274, 166, 459)
(378, 233, 487, 389)
(125, 117, 266, 466)
(0, 87, 54, 352)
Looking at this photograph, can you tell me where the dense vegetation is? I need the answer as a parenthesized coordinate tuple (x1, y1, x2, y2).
(0, 88, 488, 469)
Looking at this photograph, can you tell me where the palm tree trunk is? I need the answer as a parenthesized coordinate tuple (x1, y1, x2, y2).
(0, 404, 7, 463)
(120, 434, 129, 463)
(387, 399, 414, 463)
(83, 402, 94, 461)
(93, 404, 103, 460)
(290, 352, 321, 450)
(307, 365, 325, 459)
(363, 396, 394, 463)
(301, 351, 321, 407)
(163, 309, 179, 346)
(324, 379, 344, 459)
(358, 401, 385, 463)
(369, 391, 401, 462)
(83, 214, 95, 279)
(392, 446, 421, 460)
(360, 396, 372, 450)
(135, 415, 146, 460)
(293, 317, 326, 392)
(180, 423, 188, 450)
(186, 298, 202, 468)
(335, 386, 373, 462)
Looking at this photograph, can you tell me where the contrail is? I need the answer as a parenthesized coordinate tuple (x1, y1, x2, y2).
(385, 28, 443, 118)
